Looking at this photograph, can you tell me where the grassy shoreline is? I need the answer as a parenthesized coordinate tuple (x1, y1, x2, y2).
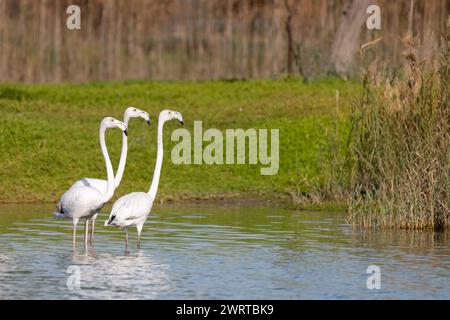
(0, 78, 358, 206)
(0, 193, 348, 212)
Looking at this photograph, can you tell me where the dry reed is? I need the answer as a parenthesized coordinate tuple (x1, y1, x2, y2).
(348, 33, 449, 230)
(0, 0, 447, 82)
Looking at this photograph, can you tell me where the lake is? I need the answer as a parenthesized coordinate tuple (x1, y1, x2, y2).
(0, 203, 448, 299)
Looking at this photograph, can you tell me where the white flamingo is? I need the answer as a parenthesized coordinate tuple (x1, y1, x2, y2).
(105, 110, 183, 250)
(54, 117, 128, 247)
(72, 107, 150, 243)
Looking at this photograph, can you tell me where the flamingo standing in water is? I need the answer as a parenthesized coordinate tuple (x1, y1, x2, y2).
(105, 110, 183, 250)
(71, 107, 150, 243)
(54, 117, 127, 247)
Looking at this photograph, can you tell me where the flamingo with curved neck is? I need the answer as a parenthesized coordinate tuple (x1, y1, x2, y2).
(54, 117, 128, 248)
(105, 110, 183, 250)
(72, 107, 150, 243)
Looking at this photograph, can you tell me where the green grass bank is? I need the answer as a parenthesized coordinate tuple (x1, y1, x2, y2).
(0, 78, 358, 205)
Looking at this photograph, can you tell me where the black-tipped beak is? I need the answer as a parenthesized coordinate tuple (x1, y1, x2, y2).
(147, 119, 151, 126)
(123, 129, 128, 136)
(179, 120, 184, 125)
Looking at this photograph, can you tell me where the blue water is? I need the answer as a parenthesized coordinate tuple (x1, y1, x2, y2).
(0, 203, 448, 299)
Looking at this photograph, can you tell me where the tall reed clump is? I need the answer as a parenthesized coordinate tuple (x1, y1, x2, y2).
(347, 36, 449, 231)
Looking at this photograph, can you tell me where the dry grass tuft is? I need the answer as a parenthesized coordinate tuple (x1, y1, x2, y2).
(348, 34, 449, 230)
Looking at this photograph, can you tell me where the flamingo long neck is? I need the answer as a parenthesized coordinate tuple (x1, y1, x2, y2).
(147, 118, 165, 198)
(114, 113, 130, 188)
(99, 125, 116, 202)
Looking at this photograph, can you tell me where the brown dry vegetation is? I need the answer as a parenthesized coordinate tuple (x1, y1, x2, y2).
(347, 32, 449, 231)
(0, 0, 447, 82)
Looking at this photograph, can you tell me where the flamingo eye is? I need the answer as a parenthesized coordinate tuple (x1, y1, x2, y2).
(133, 108, 137, 111)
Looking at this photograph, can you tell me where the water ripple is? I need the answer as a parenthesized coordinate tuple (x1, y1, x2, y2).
(0, 204, 448, 299)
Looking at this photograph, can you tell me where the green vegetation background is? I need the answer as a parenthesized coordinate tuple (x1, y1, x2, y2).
(0, 79, 359, 204)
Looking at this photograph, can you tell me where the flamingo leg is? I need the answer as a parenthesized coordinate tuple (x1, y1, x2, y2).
(125, 227, 129, 251)
(84, 219, 89, 249)
(137, 224, 143, 249)
(72, 219, 79, 247)
(90, 218, 96, 244)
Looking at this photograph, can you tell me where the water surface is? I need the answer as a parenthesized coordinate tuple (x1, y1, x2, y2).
(0, 203, 448, 299)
